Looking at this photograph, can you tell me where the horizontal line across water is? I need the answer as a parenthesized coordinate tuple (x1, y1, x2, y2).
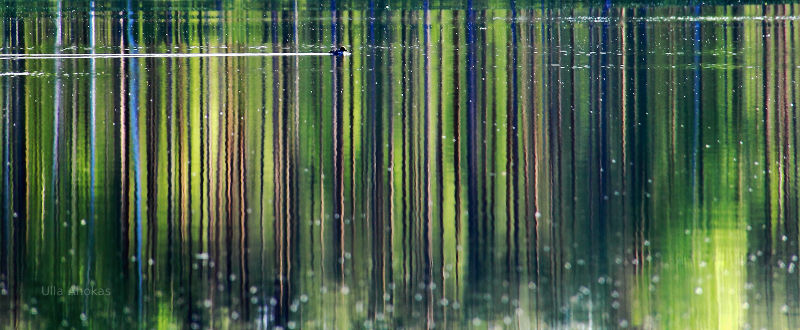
(0, 52, 344, 60)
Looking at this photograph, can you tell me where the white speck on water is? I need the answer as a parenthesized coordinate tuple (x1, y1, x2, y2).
(579, 286, 591, 295)
(355, 301, 364, 313)
(472, 318, 482, 326)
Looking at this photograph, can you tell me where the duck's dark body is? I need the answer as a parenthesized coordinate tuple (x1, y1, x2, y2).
(329, 47, 349, 56)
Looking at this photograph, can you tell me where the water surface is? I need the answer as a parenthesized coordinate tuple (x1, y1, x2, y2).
(1, 2, 799, 328)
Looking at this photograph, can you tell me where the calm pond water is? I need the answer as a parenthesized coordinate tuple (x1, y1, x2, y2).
(1, 1, 799, 328)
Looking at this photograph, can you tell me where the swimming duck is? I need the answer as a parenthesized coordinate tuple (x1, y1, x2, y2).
(329, 47, 349, 56)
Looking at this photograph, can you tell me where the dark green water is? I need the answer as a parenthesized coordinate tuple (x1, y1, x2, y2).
(1, 1, 799, 328)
